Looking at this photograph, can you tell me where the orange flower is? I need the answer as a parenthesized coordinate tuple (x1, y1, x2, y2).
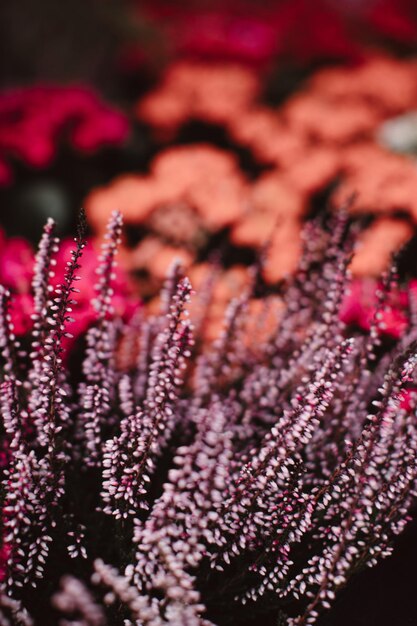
(335, 144, 417, 216)
(350, 218, 413, 276)
(283, 92, 380, 143)
(249, 173, 304, 218)
(310, 56, 417, 115)
(227, 107, 307, 166)
(262, 221, 302, 284)
(136, 61, 260, 134)
(86, 175, 161, 236)
(130, 237, 194, 281)
(283, 147, 341, 197)
(231, 174, 304, 247)
(85, 145, 248, 236)
(86, 53, 417, 313)
(85, 145, 250, 291)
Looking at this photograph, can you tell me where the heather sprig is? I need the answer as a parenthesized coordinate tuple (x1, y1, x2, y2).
(101, 270, 194, 518)
(27, 214, 86, 449)
(1, 210, 417, 626)
(78, 210, 123, 467)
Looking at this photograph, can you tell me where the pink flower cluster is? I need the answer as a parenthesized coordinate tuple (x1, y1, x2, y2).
(0, 85, 129, 185)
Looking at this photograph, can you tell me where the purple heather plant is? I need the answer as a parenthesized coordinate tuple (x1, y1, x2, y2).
(1, 209, 417, 626)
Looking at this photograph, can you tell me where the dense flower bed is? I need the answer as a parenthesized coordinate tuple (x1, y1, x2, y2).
(1, 211, 417, 625)
(2, 6, 417, 624)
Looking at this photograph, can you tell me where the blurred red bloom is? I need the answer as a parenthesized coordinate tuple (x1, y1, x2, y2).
(0, 232, 33, 293)
(340, 278, 409, 339)
(171, 11, 279, 65)
(363, 0, 417, 43)
(270, 0, 360, 63)
(399, 388, 417, 411)
(140, 0, 417, 67)
(140, 0, 358, 67)
(0, 85, 129, 185)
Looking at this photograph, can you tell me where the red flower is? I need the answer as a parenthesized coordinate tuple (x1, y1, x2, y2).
(141, 0, 361, 66)
(172, 11, 279, 65)
(364, 0, 417, 43)
(140, 0, 417, 68)
(340, 278, 408, 339)
(0, 85, 129, 185)
(0, 234, 33, 293)
(399, 388, 417, 411)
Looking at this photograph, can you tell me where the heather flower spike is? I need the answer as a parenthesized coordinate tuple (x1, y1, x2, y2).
(78, 210, 123, 467)
(101, 268, 194, 518)
(1, 209, 417, 626)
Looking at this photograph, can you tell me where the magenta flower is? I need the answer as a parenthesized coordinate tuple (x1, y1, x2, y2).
(141, 0, 360, 66)
(0, 232, 33, 293)
(172, 11, 279, 65)
(363, 0, 417, 43)
(0, 85, 129, 185)
(341, 278, 408, 339)
(141, 0, 417, 70)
